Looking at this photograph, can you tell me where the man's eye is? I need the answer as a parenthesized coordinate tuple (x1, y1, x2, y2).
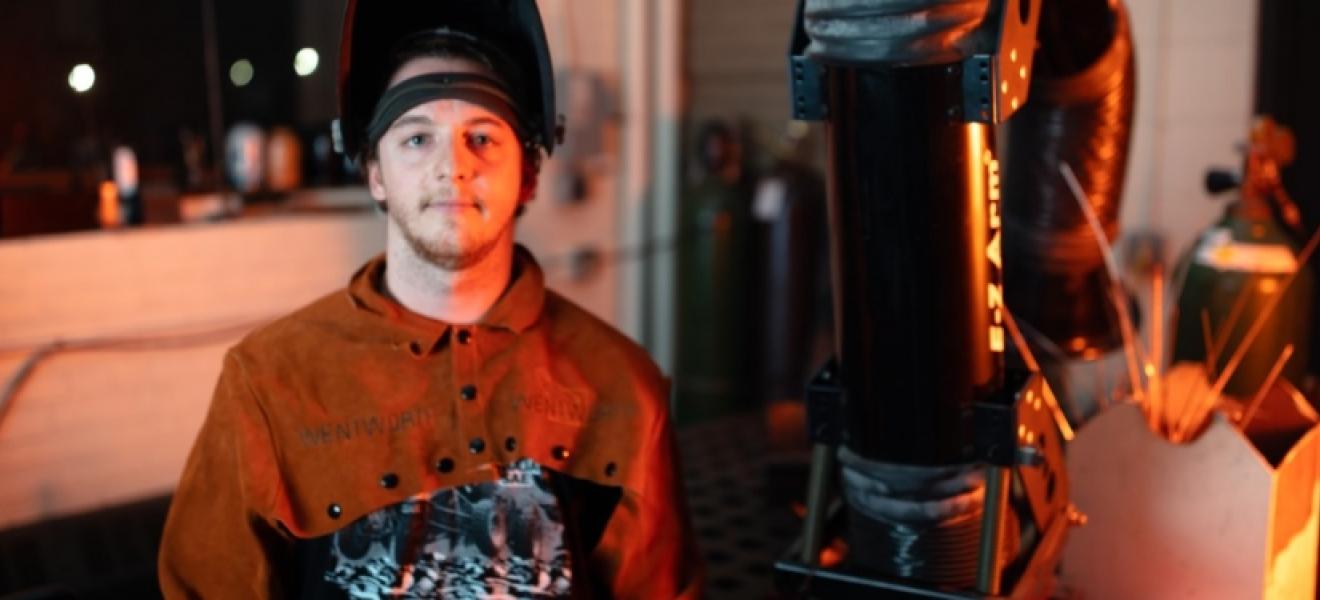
(403, 134, 429, 148)
(469, 132, 495, 148)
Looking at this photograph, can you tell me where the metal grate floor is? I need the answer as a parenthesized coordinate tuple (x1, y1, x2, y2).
(677, 412, 803, 600)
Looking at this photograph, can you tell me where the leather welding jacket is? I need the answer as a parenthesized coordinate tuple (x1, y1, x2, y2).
(158, 247, 704, 599)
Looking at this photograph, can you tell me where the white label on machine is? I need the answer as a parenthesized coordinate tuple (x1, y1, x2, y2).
(1194, 228, 1297, 274)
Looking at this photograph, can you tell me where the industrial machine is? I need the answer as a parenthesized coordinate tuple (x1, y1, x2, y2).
(775, 0, 1135, 597)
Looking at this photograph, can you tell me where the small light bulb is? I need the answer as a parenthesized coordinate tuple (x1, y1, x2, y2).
(68, 64, 96, 93)
(294, 48, 319, 77)
(229, 59, 254, 87)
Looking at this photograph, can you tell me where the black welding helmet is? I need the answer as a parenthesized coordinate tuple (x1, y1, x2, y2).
(335, 0, 561, 163)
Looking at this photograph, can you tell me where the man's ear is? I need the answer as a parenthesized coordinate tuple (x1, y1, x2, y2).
(518, 170, 538, 204)
(366, 159, 388, 205)
(518, 151, 541, 204)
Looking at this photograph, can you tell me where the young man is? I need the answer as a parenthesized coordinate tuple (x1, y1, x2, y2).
(158, 2, 702, 598)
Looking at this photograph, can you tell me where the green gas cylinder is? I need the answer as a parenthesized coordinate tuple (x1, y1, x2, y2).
(674, 123, 752, 424)
(1171, 209, 1313, 399)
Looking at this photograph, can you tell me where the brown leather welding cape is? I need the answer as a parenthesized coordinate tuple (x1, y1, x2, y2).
(158, 247, 703, 599)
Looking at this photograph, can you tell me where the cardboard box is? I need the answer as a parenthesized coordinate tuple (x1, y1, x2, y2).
(1061, 382, 1319, 599)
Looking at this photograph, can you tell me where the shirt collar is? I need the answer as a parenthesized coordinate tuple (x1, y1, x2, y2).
(480, 245, 546, 333)
(346, 245, 547, 350)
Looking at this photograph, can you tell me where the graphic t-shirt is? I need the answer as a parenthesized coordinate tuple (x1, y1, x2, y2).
(303, 459, 573, 599)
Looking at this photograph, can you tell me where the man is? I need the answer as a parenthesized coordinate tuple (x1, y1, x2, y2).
(158, 2, 703, 598)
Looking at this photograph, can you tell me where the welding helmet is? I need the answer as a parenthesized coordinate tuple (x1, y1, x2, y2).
(335, 0, 561, 164)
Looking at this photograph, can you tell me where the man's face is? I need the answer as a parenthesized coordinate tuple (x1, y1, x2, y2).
(367, 56, 526, 269)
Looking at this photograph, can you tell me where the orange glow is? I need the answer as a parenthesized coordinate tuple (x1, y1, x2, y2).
(1150, 262, 1164, 407)
(818, 538, 848, 568)
(1043, 385, 1075, 442)
(97, 180, 119, 228)
(764, 400, 807, 451)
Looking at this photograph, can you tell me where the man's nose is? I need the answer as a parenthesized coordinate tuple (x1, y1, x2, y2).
(431, 133, 472, 182)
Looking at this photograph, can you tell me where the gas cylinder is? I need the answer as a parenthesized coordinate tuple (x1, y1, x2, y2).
(1171, 117, 1314, 399)
(674, 121, 752, 423)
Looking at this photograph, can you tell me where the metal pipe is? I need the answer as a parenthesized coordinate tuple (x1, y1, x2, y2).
(803, 0, 991, 65)
(976, 465, 1010, 594)
(800, 443, 836, 564)
(1001, 0, 1135, 356)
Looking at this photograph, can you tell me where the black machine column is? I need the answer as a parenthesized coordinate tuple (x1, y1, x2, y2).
(826, 64, 1001, 464)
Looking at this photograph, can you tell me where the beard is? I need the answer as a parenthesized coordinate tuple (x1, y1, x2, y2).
(388, 196, 514, 270)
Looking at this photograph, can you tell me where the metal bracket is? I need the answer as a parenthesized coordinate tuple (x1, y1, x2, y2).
(962, 0, 1041, 124)
(974, 370, 1028, 466)
(788, 0, 828, 121)
(974, 369, 1071, 595)
(973, 369, 1061, 473)
(805, 357, 846, 445)
(789, 0, 1039, 124)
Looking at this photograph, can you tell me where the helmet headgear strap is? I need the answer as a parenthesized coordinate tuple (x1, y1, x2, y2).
(364, 72, 530, 158)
